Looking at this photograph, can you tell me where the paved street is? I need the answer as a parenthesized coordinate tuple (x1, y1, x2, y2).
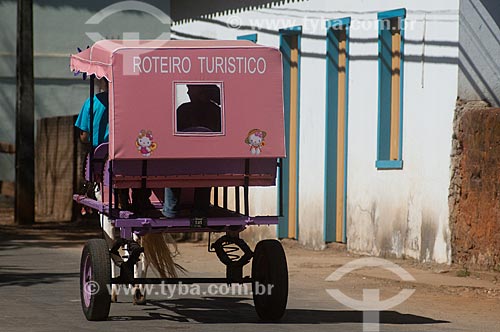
(0, 223, 499, 332)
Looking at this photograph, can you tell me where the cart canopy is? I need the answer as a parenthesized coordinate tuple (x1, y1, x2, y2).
(71, 40, 285, 161)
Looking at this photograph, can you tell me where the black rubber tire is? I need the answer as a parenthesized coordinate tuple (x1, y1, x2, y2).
(80, 239, 111, 321)
(252, 239, 288, 321)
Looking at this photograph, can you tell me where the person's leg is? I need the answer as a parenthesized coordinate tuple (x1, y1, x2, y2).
(131, 188, 154, 212)
(115, 188, 130, 210)
(162, 188, 181, 218)
(192, 187, 211, 217)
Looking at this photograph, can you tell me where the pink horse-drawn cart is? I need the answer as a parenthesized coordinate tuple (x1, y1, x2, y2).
(71, 40, 288, 321)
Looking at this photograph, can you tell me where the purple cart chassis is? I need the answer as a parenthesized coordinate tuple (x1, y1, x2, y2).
(73, 194, 279, 239)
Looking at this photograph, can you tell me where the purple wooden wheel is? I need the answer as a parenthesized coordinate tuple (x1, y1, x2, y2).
(79, 239, 111, 321)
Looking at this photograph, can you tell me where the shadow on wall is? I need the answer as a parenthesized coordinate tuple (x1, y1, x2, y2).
(1, 0, 170, 12)
(458, 0, 500, 107)
(481, 0, 500, 23)
(0, 29, 16, 181)
(171, 0, 306, 22)
(0, 25, 16, 140)
(172, 15, 460, 66)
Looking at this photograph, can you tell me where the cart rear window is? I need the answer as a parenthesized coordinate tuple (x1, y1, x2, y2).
(174, 82, 224, 136)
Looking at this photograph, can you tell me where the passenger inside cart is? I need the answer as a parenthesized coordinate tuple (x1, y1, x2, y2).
(176, 84, 222, 133)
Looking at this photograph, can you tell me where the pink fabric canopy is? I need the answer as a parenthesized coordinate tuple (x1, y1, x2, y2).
(71, 40, 285, 160)
(70, 40, 272, 81)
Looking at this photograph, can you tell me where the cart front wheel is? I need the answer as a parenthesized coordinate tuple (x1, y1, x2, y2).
(252, 239, 288, 321)
(80, 239, 111, 321)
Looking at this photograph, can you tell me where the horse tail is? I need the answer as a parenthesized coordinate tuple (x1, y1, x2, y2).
(141, 233, 186, 278)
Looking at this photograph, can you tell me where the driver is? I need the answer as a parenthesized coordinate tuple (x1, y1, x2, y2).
(75, 78, 154, 214)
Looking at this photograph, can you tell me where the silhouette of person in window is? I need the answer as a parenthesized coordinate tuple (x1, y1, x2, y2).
(176, 84, 221, 132)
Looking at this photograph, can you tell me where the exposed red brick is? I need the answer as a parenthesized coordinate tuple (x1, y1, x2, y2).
(450, 100, 500, 270)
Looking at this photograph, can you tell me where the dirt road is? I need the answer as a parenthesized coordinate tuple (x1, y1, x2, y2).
(0, 223, 499, 331)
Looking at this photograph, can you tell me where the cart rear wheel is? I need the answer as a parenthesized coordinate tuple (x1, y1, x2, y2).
(80, 239, 111, 321)
(252, 239, 288, 321)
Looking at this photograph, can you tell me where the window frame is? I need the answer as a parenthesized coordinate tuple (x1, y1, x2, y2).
(324, 17, 351, 243)
(376, 8, 406, 170)
(172, 81, 225, 137)
(277, 25, 302, 240)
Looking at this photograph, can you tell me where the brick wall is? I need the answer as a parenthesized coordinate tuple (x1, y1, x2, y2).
(450, 100, 500, 270)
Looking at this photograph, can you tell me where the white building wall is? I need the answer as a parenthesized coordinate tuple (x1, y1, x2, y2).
(458, 0, 500, 107)
(173, 0, 459, 263)
(345, 2, 459, 264)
